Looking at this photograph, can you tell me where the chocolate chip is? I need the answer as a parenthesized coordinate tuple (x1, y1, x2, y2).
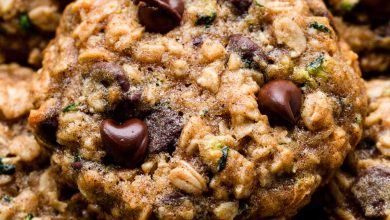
(137, 0, 184, 33)
(352, 166, 390, 217)
(257, 80, 302, 125)
(229, 35, 261, 59)
(228, 35, 268, 67)
(229, 0, 252, 13)
(90, 62, 130, 92)
(100, 118, 149, 168)
(145, 108, 183, 154)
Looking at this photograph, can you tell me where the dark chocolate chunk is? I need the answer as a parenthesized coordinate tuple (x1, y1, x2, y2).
(145, 108, 183, 154)
(352, 166, 390, 217)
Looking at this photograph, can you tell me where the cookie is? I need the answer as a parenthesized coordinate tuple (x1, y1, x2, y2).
(0, 0, 68, 67)
(0, 64, 39, 120)
(0, 120, 104, 220)
(0, 64, 103, 219)
(305, 79, 390, 219)
(29, 0, 367, 219)
(325, 0, 390, 74)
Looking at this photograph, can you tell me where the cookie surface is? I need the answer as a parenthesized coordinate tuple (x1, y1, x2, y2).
(0, 64, 103, 220)
(30, 0, 367, 218)
(0, 0, 68, 66)
(322, 79, 390, 219)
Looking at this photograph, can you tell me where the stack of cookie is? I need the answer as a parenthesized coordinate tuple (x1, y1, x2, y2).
(0, 0, 388, 219)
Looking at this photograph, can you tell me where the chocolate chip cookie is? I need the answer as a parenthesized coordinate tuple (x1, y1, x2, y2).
(0, 119, 105, 220)
(0, 0, 69, 67)
(29, 0, 367, 218)
(320, 78, 390, 219)
(326, 0, 390, 74)
(0, 64, 103, 219)
(0, 64, 37, 119)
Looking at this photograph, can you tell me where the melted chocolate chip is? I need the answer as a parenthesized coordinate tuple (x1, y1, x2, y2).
(100, 118, 149, 168)
(90, 62, 130, 92)
(258, 80, 302, 125)
(229, 0, 252, 13)
(145, 108, 183, 154)
(352, 166, 390, 217)
(137, 0, 184, 33)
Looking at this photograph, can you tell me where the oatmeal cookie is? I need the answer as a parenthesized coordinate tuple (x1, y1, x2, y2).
(0, 0, 69, 67)
(326, 0, 390, 74)
(308, 79, 390, 219)
(0, 64, 103, 220)
(0, 120, 103, 220)
(0, 64, 36, 119)
(29, 0, 367, 219)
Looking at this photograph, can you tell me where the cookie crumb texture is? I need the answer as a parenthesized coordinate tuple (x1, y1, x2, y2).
(327, 79, 390, 219)
(0, 0, 66, 66)
(30, 0, 367, 219)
